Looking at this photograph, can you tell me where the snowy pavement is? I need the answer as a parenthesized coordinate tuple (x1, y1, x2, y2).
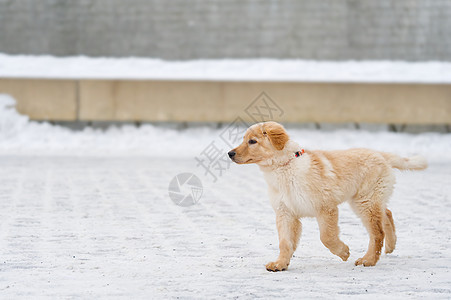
(1, 94, 451, 298)
(0, 155, 450, 299)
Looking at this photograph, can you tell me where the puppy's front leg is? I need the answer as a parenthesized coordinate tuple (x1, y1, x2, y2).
(266, 210, 302, 272)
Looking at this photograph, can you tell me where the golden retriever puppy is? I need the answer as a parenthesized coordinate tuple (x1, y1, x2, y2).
(228, 121, 427, 271)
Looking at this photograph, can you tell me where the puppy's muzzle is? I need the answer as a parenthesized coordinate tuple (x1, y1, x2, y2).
(228, 151, 236, 159)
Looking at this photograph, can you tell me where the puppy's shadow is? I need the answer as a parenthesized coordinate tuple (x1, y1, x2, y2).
(284, 255, 399, 274)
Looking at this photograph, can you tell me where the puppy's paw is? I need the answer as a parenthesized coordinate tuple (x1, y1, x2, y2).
(339, 244, 350, 261)
(265, 260, 289, 272)
(355, 255, 377, 267)
(385, 248, 395, 254)
(385, 245, 395, 254)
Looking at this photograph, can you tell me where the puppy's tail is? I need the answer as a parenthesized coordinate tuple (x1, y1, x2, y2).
(380, 152, 428, 171)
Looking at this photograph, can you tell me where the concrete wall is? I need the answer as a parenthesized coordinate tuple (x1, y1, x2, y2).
(1, 78, 450, 124)
(0, 0, 450, 61)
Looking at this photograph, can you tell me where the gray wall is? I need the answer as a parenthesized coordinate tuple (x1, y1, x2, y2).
(0, 0, 450, 61)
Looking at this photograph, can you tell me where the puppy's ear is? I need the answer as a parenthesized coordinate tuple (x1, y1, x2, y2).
(263, 122, 289, 150)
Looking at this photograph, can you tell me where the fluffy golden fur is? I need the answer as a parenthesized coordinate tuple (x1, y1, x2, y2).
(228, 121, 427, 271)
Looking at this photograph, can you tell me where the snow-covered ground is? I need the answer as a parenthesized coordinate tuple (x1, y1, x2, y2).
(1, 53, 451, 83)
(0, 94, 451, 298)
(0, 157, 450, 299)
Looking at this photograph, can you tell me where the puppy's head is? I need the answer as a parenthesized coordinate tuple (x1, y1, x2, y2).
(228, 121, 289, 165)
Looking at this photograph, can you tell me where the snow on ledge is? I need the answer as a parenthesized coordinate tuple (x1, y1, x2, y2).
(1, 94, 451, 161)
(1, 53, 451, 83)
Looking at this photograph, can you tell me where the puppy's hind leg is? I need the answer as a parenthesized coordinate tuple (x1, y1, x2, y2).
(266, 210, 302, 272)
(384, 208, 397, 254)
(317, 206, 350, 261)
(351, 196, 385, 267)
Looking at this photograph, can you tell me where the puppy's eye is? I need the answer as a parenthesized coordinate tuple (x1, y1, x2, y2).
(248, 139, 257, 144)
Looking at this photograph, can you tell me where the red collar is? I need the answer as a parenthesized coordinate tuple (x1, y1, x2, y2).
(281, 149, 305, 167)
(295, 149, 305, 157)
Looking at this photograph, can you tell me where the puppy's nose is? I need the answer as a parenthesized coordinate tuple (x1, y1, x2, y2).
(228, 151, 236, 158)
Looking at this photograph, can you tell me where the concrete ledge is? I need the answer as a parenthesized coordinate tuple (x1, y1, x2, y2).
(79, 80, 224, 121)
(1, 78, 450, 124)
(0, 78, 77, 121)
